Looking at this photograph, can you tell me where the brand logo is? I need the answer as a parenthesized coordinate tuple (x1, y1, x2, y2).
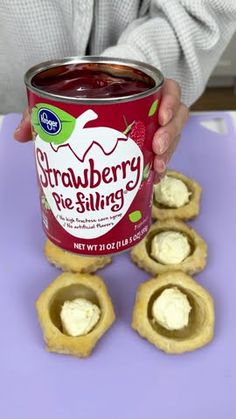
(38, 108, 61, 135)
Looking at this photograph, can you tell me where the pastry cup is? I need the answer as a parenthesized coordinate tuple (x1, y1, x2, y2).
(152, 170, 202, 221)
(132, 271, 215, 354)
(36, 272, 115, 358)
(45, 239, 112, 273)
(130, 219, 207, 275)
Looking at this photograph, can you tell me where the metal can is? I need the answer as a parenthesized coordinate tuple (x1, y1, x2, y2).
(25, 57, 163, 256)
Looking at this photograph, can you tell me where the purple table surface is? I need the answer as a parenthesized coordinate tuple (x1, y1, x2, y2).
(0, 112, 236, 419)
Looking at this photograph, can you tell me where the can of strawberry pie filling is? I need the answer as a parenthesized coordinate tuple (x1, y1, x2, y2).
(25, 57, 163, 256)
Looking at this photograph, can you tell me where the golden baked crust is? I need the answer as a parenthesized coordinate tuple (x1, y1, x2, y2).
(152, 170, 202, 221)
(44, 239, 112, 273)
(36, 272, 115, 358)
(130, 219, 207, 275)
(132, 271, 215, 354)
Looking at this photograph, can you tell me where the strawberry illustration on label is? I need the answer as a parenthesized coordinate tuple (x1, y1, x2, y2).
(129, 121, 146, 149)
(123, 117, 146, 149)
(34, 107, 144, 240)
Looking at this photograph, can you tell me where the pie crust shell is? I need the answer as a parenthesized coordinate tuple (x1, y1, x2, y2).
(130, 219, 207, 275)
(36, 272, 115, 358)
(132, 271, 215, 354)
(45, 239, 112, 273)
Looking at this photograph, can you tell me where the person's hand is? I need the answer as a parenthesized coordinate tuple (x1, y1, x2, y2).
(14, 108, 32, 142)
(152, 78, 189, 182)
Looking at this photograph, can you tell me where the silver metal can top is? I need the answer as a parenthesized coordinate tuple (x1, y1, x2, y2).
(24, 56, 164, 104)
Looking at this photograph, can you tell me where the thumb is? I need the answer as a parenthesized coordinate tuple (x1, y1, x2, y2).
(14, 108, 32, 142)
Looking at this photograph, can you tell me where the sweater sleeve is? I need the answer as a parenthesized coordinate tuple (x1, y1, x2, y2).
(101, 0, 236, 106)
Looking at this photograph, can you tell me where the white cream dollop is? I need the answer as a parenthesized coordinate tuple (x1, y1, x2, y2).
(60, 298, 101, 337)
(151, 231, 191, 265)
(154, 175, 191, 208)
(152, 287, 191, 330)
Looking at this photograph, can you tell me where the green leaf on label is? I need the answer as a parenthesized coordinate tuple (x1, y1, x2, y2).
(142, 163, 151, 181)
(45, 201, 50, 210)
(129, 210, 142, 223)
(123, 121, 135, 136)
(41, 194, 50, 210)
(148, 99, 159, 117)
(31, 103, 76, 144)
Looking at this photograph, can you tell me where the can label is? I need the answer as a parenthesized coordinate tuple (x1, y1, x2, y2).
(29, 76, 161, 255)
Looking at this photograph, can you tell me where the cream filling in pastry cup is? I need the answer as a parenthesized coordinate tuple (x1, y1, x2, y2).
(152, 287, 191, 330)
(152, 170, 202, 221)
(130, 219, 207, 275)
(154, 175, 191, 208)
(151, 231, 191, 265)
(60, 298, 101, 337)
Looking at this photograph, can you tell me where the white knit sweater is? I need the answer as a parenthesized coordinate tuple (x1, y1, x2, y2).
(0, 0, 235, 113)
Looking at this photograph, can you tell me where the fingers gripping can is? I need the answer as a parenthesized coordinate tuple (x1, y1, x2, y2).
(25, 57, 163, 256)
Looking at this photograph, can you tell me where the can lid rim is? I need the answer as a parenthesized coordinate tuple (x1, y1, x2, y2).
(24, 56, 164, 104)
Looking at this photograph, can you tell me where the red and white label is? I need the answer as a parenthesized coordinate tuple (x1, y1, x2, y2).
(35, 109, 144, 240)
